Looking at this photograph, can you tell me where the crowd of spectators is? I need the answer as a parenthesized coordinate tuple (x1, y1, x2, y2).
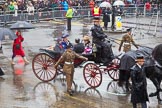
(0, 0, 161, 15)
(0, 0, 90, 13)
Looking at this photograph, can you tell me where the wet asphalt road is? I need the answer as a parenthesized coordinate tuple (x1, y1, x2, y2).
(0, 17, 162, 108)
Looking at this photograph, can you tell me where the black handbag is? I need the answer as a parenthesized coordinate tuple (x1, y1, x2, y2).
(15, 44, 20, 49)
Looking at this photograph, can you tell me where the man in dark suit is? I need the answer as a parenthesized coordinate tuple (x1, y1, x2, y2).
(130, 55, 149, 108)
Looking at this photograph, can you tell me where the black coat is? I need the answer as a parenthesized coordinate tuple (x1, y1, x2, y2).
(130, 64, 149, 104)
(102, 9, 111, 22)
(91, 24, 107, 44)
(73, 43, 85, 53)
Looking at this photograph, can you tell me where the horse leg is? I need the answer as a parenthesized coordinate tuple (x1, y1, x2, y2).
(156, 78, 162, 104)
(149, 77, 160, 97)
(125, 70, 131, 93)
(118, 70, 125, 87)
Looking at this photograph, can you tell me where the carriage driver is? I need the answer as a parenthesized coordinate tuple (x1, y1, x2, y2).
(54, 44, 88, 96)
(118, 28, 138, 52)
(90, 19, 108, 63)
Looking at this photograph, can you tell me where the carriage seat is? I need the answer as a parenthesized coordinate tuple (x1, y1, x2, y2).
(39, 48, 63, 58)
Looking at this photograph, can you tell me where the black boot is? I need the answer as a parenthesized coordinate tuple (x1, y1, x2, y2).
(67, 90, 73, 96)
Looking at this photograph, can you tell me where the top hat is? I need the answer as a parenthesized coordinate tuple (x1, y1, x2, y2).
(126, 28, 132, 32)
(62, 33, 69, 38)
(135, 55, 145, 62)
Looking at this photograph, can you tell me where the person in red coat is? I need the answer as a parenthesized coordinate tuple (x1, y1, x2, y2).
(11, 30, 29, 65)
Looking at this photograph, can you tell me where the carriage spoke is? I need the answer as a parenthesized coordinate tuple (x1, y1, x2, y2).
(40, 54, 46, 64)
(34, 67, 43, 70)
(35, 56, 42, 62)
(36, 69, 44, 75)
(93, 78, 97, 86)
(94, 76, 100, 85)
(35, 59, 44, 65)
(90, 78, 94, 86)
(44, 70, 48, 80)
(47, 69, 55, 76)
(46, 57, 53, 66)
(44, 55, 48, 64)
(94, 76, 100, 83)
(88, 77, 92, 83)
(43, 70, 46, 80)
(38, 70, 44, 78)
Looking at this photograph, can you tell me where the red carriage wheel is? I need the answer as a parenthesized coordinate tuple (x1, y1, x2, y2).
(108, 58, 120, 81)
(32, 53, 57, 82)
(108, 69, 119, 81)
(83, 63, 102, 88)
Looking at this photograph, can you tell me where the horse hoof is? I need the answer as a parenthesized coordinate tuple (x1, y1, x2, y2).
(149, 93, 157, 97)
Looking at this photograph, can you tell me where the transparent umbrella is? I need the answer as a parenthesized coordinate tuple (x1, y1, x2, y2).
(113, 0, 125, 6)
(99, 1, 111, 8)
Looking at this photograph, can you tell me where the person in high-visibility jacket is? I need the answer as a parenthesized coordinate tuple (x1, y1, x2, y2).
(66, 6, 73, 31)
(91, 4, 102, 20)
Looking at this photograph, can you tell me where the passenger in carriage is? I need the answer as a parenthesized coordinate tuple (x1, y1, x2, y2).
(44, 33, 72, 53)
(73, 38, 84, 53)
(61, 33, 73, 50)
(82, 35, 92, 54)
(53, 38, 64, 53)
(118, 28, 138, 53)
(44, 37, 64, 53)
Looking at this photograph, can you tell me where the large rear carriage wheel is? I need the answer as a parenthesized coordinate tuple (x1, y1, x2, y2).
(32, 53, 57, 82)
(83, 63, 102, 88)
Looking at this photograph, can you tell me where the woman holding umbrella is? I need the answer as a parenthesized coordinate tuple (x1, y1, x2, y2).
(11, 30, 29, 65)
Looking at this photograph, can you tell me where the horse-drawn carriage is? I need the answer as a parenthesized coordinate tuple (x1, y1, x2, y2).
(32, 40, 120, 88)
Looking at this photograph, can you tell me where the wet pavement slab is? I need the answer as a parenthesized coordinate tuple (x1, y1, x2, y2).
(0, 17, 162, 108)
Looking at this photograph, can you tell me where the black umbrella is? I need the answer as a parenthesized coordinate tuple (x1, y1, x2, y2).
(10, 21, 35, 30)
(0, 28, 17, 40)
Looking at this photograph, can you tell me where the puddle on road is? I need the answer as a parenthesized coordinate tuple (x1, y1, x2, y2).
(12, 56, 25, 75)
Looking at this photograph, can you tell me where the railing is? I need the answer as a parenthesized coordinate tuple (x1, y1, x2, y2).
(0, 6, 161, 26)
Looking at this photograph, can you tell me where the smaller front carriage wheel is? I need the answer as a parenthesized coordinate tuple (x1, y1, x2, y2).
(108, 58, 120, 81)
(83, 63, 102, 88)
(32, 53, 57, 82)
(108, 69, 119, 81)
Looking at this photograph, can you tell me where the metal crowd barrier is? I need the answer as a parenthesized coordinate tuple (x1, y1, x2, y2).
(0, 6, 161, 26)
